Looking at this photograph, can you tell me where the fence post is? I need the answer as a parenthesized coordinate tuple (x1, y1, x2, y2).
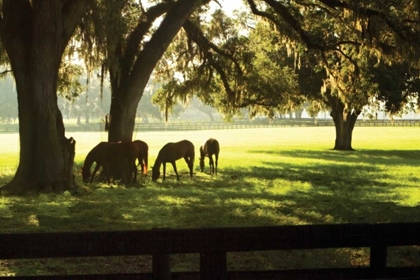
(370, 245, 387, 278)
(151, 228, 171, 280)
(200, 251, 227, 280)
(153, 253, 171, 280)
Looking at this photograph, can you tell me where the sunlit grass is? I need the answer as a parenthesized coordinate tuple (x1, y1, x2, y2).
(0, 126, 419, 275)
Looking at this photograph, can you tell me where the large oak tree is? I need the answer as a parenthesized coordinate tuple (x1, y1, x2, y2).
(246, 0, 420, 150)
(0, 0, 92, 193)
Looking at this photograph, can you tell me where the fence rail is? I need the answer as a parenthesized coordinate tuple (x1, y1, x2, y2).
(133, 119, 420, 131)
(0, 119, 419, 132)
(1, 223, 420, 279)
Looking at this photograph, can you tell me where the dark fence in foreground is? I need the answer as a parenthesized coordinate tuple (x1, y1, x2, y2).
(1, 223, 420, 279)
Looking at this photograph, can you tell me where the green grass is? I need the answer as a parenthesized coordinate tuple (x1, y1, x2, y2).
(0, 127, 419, 275)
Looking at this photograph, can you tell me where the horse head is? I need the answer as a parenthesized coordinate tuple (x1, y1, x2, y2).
(199, 145, 206, 171)
(81, 166, 91, 184)
(151, 165, 160, 182)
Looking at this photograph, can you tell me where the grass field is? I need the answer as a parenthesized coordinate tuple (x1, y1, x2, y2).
(0, 126, 419, 276)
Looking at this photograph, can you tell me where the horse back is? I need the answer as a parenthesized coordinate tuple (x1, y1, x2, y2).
(134, 140, 149, 158)
(88, 142, 112, 163)
(204, 138, 220, 156)
(159, 140, 194, 162)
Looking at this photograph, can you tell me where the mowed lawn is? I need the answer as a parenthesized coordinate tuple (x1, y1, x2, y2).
(0, 126, 419, 275)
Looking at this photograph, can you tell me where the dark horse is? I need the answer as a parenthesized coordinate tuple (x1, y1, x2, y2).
(199, 138, 220, 175)
(82, 142, 111, 184)
(152, 140, 195, 181)
(133, 140, 149, 176)
(82, 141, 139, 184)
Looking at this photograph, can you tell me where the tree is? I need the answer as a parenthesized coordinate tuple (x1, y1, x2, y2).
(83, 0, 212, 142)
(0, 0, 91, 193)
(244, 0, 420, 150)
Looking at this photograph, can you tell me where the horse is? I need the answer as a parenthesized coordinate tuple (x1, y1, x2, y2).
(152, 140, 195, 182)
(81, 141, 139, 184)
(81, 142, 112, 184)
(133, 140, 149, 176)
(199, 138, 220, 175)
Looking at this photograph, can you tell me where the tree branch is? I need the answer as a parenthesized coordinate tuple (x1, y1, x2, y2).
(182, 19, 244, 104)
(126, 0, 209, 103)
(122, 2, 174, 78)
(62, 0, 93, 46)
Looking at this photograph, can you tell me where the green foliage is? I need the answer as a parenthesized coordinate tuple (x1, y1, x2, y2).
(57, 62, 85, 101)
(370, 61, 420, 114)
(154, 8, 304, 121)
(249, 0, 420, 119)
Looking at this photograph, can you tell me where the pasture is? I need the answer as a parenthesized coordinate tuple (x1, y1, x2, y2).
(0, 127, 419, 276)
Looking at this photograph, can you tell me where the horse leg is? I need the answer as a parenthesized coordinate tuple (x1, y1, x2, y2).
(90, 163, 101, 183)
(215, 153, 218, 175)
(171, 161, 180, 180)
(140, 161, 145, 176)
(163, 162, 167, 181)
(144, 150, 149, 176)
(209, 155, 214, 175)
(102, 164, 111, 184)
(184, 156, 193, 177)
(131, 160, 137, 183)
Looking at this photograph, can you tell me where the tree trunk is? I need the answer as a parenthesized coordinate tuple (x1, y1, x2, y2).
(295, 109, 303, 119)
(329, 96, 360, 151)
(107, 0, 209, 142)
(207, 112, 215, 122)
(0, 0, 89, 194)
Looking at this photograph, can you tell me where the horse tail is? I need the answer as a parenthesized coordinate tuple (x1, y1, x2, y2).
(190, 143, 195, 177)
(143, 144, 149, 175)
(214, 139, 220, 156)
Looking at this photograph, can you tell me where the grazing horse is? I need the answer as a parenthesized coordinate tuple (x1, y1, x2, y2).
(199, 138, 220, 175)
(82, 142, 112, 184)
(133, 140, 149, 176)
(152, 140, 195, 181)
(82, 141, 139, 184)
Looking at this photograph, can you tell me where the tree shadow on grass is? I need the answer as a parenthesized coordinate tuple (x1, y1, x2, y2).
(253, 149, 420, 166)
(2, 148, 420, 275)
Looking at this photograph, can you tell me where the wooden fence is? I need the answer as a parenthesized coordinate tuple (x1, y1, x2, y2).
(1, 223, 420, 279)
(0, 119, 419, 132)
(132, 119, 420, 131)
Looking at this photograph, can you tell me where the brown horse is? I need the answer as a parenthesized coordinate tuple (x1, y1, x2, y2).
(152, 140, 195, 181)
(199, 138, 220, 175)
(133, 140, 149, 176)
(82, 142, 112, 184)
(82, 141, 139, 184)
